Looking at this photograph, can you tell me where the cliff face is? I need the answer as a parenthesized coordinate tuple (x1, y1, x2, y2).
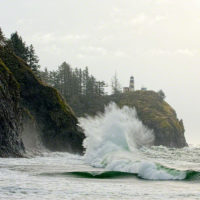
(0, 46, 84, 154)
(117, 91, 187, 148)
(0, 42, 186, 157)
(0, 58, 24, 157)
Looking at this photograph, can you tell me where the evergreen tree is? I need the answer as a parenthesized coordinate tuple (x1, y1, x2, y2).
(86, 75, 95, 97)
(158, 90, 166, 100)
(9, 32, 29, 61)
(40, 68, 49, 84)
(82, 67, 89, 95)
(57, 62, 72, 99)
(39, 63, 107, 116)
(9, 32, 40, 73)
(95, 81, 106, 96)
(27, 44, 40, 72)
(73, 68, 82, 96)
(111, 72, 122, 95)
(49, 70, 59, 88)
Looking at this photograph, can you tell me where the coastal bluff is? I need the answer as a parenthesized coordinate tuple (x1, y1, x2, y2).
(116, 90, 187, 148)
(0, 58, 24, 157)
(0, 46, 84, 157)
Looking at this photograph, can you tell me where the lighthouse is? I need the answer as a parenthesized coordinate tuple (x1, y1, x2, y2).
(123, 76, 135, 93)
(129, 76, 134, 92)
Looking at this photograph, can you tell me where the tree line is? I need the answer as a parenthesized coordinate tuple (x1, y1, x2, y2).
(0, 28, 114, 116)
(39, 63, 110, 115)
(1, 28, 164, 116)
(0, 29, 40, 73)
(40, 63, 106, 98)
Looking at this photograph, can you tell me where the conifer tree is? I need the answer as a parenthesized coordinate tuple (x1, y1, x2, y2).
(57, 62, 72, 99)
(39, 62, 107, 116)
(96, 81, 106, 96)
(40, 68, 49, 84)
(158, 90, 166, 100)
(27, 44, 40, 72)
(9, 32, 40, 73)
(9, 32, 29, 61)
(111, 72, 122, 95)
(82, 67, 89, 95)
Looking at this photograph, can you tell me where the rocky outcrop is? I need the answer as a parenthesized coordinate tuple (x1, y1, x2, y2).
(0, 58, 24, 157)
(0, 40, 186, 157)
(117, 91, 187, 148)
(0, 46, 84, 155)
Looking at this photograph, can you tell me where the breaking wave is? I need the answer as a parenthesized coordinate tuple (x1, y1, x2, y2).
(79, 103, 193, 180)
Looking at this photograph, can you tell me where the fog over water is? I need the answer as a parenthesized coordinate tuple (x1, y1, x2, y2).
(1, 0, 200, 143)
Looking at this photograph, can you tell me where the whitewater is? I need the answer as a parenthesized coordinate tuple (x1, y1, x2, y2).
(0, 103, 200, 199)
(80, 103, 191, 180)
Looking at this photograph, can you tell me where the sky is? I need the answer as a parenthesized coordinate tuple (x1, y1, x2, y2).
(1, 0, 200, 144)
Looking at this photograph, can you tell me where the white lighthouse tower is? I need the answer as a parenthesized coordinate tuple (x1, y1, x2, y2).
(129, 76, 134, 92)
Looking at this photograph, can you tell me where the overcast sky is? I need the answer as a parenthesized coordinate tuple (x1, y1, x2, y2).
(1, 0, 200, 144)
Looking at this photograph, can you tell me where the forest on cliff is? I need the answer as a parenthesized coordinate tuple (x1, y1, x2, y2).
(0, 29, 126, 116)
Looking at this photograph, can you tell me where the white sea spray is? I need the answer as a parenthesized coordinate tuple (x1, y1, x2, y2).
(79, 103, 186, 180)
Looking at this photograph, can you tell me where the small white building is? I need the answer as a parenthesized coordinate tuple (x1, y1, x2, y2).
(141, 87, 147, 91)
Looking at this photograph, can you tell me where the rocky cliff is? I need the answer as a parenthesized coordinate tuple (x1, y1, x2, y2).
(0, 46, 84, 155)
(117, 91, 187, 148)
(0, 43, 187, 157)
(0, 58, 24, 157)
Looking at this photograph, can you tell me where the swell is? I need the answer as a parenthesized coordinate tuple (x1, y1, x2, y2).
(40, 168, 200, 181)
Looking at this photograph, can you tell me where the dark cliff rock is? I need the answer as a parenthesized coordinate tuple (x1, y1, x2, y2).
(0, 46, 84, 154)
(0, 58, 24, 157)
(117, 91, 187, 148)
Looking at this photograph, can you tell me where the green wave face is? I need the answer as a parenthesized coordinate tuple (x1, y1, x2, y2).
(69, 170, 200, 180)
(185, 170, 200, 180)
(40, 171, 137, 179)
(155, 164, 200, 181)
(65, 171, 137, 179)
(40, 169, 200, 181)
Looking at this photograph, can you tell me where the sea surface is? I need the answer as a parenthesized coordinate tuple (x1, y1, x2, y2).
(1, 103, 199, 200)
(0, 146, 200, 200)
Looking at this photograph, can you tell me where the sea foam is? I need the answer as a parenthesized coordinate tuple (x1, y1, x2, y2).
(79, 103, 186, 180)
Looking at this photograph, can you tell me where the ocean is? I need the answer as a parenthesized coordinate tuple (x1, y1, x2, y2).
(0, 103, 199, 200)
(0, 147, 200, 200)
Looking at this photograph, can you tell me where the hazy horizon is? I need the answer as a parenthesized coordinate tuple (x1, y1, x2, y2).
(1, 0, 200, 144)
